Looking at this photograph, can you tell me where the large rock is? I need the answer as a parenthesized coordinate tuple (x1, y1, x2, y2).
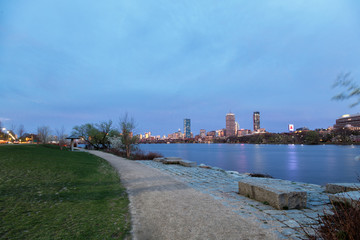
(179, 160, 197, 167)
(164, 157, 183, 160)
(238, 178, 307, 210)
(325, 183, 360, 194)
(160, 157, 196, 167)
(162, 157, 182, 164)
(163, 159, 181, 164)
(329, 191, 360, 208)
(153, 157, 165, 162)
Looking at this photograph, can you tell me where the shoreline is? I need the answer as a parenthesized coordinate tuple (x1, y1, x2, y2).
(137, 143, 360, 185)
(139, 142, 360, 146)
(137, 159, 336, 239)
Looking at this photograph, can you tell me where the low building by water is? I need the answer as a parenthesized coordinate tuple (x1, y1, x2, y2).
(334, 113, 360, 130)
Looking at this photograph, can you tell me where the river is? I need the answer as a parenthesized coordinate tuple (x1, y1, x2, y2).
(139, 143, 360, 185)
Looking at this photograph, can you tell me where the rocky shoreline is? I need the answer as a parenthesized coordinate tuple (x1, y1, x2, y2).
(137, 158, 359, 239)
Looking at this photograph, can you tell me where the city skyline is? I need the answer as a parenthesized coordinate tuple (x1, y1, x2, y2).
(1, 1, 360, 135)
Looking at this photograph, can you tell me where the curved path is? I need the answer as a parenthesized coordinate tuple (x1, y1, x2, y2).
(86, 150, 278, 240)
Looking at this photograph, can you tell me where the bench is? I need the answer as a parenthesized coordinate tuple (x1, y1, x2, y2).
(238, 178, 307, 210)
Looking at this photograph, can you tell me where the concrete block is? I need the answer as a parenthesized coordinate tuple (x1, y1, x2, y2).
(199, 164, 211, 169)
(162, 159, 181, 164)
(325, 183, 360, 194)
(238, 178, 307, 210)
(329, 191, 360, 208)
(179, 160, 197, 167)
(164, 157, 183, 160)
(153, 157, 165, 162)
(161, 157, 182, 164)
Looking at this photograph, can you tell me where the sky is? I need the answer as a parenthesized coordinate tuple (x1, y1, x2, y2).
(1, 0, 360, 136)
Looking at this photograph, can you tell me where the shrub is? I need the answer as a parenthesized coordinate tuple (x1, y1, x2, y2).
(105, 148, 126, 158)
(305, 178, 360, 240)
(131, 150, 163, 160)
(249, 173, 273, 178)
(105, 148, 163, 160)
(305, 199, 360, 240)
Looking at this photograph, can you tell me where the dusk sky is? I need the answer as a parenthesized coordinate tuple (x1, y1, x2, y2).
(1, 1, 360, 136)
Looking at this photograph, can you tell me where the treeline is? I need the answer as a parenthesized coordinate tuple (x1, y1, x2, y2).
(225, 129, 360, 145)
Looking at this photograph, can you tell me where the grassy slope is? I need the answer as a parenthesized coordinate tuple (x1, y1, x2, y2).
(0, 144, 130, 239)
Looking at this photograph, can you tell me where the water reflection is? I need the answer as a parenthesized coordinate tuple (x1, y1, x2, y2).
(139, 144, 360, 184)
(287, 144, 298, 171)
(236, 146, 247, 172)
(253, 145, 265, 171)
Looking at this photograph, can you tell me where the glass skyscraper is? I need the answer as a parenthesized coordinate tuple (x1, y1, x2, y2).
(253, 111, 260, 131)
(183, 119, 191, 138)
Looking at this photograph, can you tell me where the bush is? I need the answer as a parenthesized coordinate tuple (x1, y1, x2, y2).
(105, 148, 163, 160)
(249, 173, 273, 178)
(306, 199, 360, 240)
(131, 150, 163, 160)
(305, 178, 360, 240)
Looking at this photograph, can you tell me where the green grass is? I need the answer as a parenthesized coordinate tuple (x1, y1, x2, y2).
(0, 144, 131, 239)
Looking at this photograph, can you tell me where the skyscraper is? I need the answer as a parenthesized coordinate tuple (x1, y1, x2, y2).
(253, 112, 260, 132)
(183, 119, 191, 138)
(226, 113, 236, 137)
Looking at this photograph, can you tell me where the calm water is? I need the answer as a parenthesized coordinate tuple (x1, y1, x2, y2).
(139, 144, 360, 185)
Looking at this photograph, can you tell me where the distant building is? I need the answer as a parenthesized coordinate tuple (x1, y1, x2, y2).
(207, 131, 216, 137)
(177, 129, 183, 139)
(253, 112, 260, 132)
(168, 129, 183, 139)
(216, 129, 225, 138)
(145, 132, 151, 139)
(200, 129, 206, 138)
(226, 112, 236, 137)
(334, 113, 360, 130)
(183, 119, 191, 138)
(257, 128, 266, 133)
(235, 122, 240, 133)
(205, 135, 214, 141)
(238, 129, 251, 136)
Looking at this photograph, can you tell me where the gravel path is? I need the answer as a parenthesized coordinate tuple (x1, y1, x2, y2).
(85, 150, 278, 240)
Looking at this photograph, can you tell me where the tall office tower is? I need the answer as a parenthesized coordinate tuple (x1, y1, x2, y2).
(183, 119, 191, 138)
(226, 112, 236, 137)
(253, 112, 260, 132)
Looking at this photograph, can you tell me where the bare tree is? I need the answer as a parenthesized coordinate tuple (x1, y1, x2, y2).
(17, 124, 25, 139)
(10, 123, 16, 132)
(119, 114, 139, 158)
(56, 126, 67, 150)
(96, 120, 114, 149)
(332, 72, 360, 107)
(37, 126, 51, 144)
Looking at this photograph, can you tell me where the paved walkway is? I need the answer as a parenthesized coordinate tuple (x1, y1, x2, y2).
(137, 161, 333, 240)
(85, 150, 278, 240)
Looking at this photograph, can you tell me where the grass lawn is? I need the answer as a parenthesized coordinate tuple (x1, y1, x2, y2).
(0, 144, 131, 239)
